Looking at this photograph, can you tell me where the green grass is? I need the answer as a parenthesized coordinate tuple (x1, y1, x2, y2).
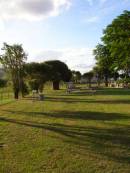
(0, 88, 130, 173)
(0, 87, 14, 106)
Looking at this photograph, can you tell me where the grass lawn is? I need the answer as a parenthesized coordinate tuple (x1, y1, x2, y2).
(0, 88, 130, 173)
(0, 88, 13, 106)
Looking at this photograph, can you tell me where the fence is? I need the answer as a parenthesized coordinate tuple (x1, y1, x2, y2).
(0, 88, 14, 105)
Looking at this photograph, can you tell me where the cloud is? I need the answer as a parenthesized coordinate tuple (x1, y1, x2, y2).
(29, 47, 95, 73)
(0, 21, 5, 31)
(86, 0, 107, 6)
(31, 50, 63, 61)
(87, 0, 93, 6)
(0, 0, 71, 21)
(83, 16, 99, 23)
(100, 0, 107, 4)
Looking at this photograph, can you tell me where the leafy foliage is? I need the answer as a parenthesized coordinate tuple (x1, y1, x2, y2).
(0, 43, 27, 99)
(25, 62, 51, 92)
(0, 79, 7, 88)
(93, 10, 130, 86)
(45, 60, 72, 82)
(71, 70, 81, 83)
(45, 60, 72, 90)
(93, 44, 113, 86)
(102, 10, 130, 75)
(83, 71, 94, 87)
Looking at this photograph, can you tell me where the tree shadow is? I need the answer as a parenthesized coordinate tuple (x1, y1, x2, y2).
(57, 88, 130, 96)
(3, 109, 130, 121)
(0, 116, 130, 164)
(44, 96, 130, 104)
(96, 88, 130, 96)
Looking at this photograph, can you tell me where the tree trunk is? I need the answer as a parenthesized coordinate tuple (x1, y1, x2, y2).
(39, 84, 44, 93)
(105, 76, 108, 87)
(97, 80, 100, 87)
(88, 80, 91, 88)
(14, 88, 19, 99)
(53, 81, 60, 90)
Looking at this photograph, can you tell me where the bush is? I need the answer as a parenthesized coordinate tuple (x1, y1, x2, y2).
(0, 79, 7, 88)
(21, 82, 29, 97)
(29, 79, 39, 92)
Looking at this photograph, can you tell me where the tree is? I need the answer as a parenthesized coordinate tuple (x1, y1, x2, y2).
(0, 68, 5, 78)
(71, 70, 81, 83)
(25, 62, 51, 92)
(93, 44, 113, 87)
(0, 79, 7, 88)
(20, 81, 29, 97)
(83, 71, 94, 88)
(45, 60, 72, 90)
(93, 66, 103, 87)
(102, 10, 130, 79)
(0, 43, 27, 99)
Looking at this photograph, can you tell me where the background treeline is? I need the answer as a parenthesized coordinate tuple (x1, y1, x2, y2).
(0, 43, 72, 99)
(0, 10, 130, 99)
(92, 10, 130, 87)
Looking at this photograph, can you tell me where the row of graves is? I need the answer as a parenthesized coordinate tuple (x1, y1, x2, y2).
(32, 90, 44, 101)
(66, 82, 96, 95)
(109, 78, 130, 88)
(31, 82, 97, 101)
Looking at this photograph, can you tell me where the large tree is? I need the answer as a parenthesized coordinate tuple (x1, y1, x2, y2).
(25, 62, 51, 92)
(0, 43, 27, 99)
(93, 66, 103, 87)
(83, 71, 94, 88)
(93, 44, 113, 87)
(71, 70, 81, 83)
(102, 10, 130, 78)
(0, 79, 7, 88)
(45, 60, 72, 90)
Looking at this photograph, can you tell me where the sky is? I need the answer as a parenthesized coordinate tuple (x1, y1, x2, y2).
(0, 0, 130, 73)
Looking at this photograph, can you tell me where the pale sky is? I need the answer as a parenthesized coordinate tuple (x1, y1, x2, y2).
(0, 0, 130, 73)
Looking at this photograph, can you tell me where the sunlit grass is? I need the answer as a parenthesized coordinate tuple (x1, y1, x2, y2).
(0, 88, 130, 173)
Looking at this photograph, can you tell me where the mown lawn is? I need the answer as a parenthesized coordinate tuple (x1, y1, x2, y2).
(0, 88, 13, 106)
(0, 88, 130, 173)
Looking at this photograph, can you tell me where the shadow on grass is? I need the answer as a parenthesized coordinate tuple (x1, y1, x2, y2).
(44, 96, 130, 104)
(23, 88, 130, 104)
(0, 116, 130, 164)
(58, 88, 130, 96)
(96, 88, 130, 96)
(3, 110, 130, 121)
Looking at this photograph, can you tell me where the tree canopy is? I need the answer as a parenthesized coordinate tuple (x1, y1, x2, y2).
(93, 10, 130, 86)
(45, 60, 72, 90)
(25, 62, 51, 92)
(83, 71, 94, 87)
(93, 44, 113, 86)
(0, 43, 27, 99)
(102, 10, 130, 76)
(71, 70, 81, 83)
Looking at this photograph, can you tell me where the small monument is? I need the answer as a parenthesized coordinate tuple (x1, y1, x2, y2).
(67, 82, 75, 93)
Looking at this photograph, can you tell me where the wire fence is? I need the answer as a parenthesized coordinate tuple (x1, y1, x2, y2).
(0, 88, 14, 105)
